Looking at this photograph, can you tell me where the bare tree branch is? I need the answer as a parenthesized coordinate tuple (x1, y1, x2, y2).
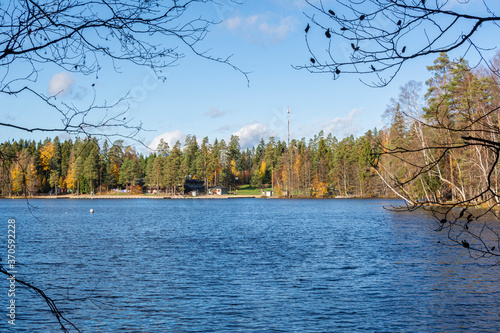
(298, 0, 500, 86)
(1, 0, 248, 139)
(0, 265, 81, 332)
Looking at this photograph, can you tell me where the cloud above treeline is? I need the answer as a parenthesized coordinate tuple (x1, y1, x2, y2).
(147, 109, 364, 153)
(324, 108, 363, 137)
(292, 108, 365, 140)
(148, 123, 277, 152)
(232, 123, 277, 149)
(148, 130, 186, 151)
(223, 13, 298, 43)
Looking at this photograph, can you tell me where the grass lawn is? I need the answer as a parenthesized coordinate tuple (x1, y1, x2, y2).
(235, 185, 272, 195)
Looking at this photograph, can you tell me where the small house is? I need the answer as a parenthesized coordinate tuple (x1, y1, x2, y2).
(184, 178, 205, 195)
(209, 185, 228, 195)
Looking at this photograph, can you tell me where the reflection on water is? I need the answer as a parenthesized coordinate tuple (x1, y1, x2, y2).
(1, 198, 499, 332)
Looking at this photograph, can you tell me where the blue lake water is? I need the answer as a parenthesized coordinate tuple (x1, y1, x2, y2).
(1, 198, 499, 332)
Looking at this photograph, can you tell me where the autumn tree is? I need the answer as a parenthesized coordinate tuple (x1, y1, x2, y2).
(11, 149, 38, 196)
(375, 53, 500, 260)
(60, 139, 73, 191)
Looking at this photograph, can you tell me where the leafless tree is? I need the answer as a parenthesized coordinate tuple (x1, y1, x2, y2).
(1, 0, 247, 138)
(299, 0, 500, 86)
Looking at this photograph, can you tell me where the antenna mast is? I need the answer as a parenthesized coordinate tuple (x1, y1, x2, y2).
(287, 105, 290, 146)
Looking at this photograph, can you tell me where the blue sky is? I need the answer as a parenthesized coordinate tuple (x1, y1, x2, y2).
(2, 0, 499, 152)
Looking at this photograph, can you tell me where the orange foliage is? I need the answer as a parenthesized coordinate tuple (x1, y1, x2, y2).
(39, 142, 54, 171)
(311, 175, 328, 198)
(230, 159, 240, 178)
(130, 185, 143, 194)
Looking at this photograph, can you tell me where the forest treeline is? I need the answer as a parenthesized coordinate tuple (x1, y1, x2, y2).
(0, 130, 384, 197)
(1, 52, 499, 200)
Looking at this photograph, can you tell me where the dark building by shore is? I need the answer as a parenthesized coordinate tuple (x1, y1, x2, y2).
(184, 178, 205, 195)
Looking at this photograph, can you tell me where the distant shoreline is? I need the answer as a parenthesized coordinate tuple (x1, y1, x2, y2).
(0, 194, 375, 200)
(2, 194, 262, 200)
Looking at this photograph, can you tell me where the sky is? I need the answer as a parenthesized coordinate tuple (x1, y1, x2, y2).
(2, 0, 500, 152)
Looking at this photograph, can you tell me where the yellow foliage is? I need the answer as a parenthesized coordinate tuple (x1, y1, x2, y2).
(26, 163, 38, 194)
(10, 150, 39, 194)
(293, 154, 301, 175)
(65, 165, 76, 190)
(112, 163, 120, 183)
(39, 142, 54, 171)
(260, 160, 266, 176)
(311, 175, 328, 198)
(230, 159, 240, 177)
(281, 166, 288, 183)
(11, 166, 23, 193)
(274, 186, 283, 197)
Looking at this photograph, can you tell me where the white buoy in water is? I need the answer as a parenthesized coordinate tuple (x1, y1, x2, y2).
(90, 209, 94, 214)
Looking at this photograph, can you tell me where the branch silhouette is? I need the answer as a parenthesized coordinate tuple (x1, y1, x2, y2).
(298, 0, 500, 86)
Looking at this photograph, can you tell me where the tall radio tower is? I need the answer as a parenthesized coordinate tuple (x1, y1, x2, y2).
(287, 105, 290, 146)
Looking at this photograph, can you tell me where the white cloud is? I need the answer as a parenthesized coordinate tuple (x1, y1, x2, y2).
(322, 108, 363, 138)
(258, 16, 297, 42)
(246, 15, 260, 26)
(232, 123, 277, 149)
(48, 72, 74, 96)
(223, 13, 298, 43)
(225, 16, 241, 30)
(296, 108, 364, 139)
(148, 130, 186, 151)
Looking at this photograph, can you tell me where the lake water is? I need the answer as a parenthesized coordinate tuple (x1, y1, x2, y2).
(1, 198, 499, 332)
